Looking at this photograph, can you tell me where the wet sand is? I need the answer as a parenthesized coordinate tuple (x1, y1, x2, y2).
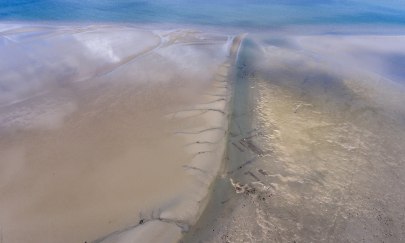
(184, 35, 405, 242)
(0, 24, 235, 243)
(3, 24, 405, 243)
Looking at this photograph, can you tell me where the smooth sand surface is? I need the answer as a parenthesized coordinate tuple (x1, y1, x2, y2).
(96, 34, 242, 243)
(0, 24, 233, 243)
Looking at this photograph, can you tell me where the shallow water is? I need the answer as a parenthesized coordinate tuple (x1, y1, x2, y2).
(2, 0, 405, 27)
(184, 34, 405, 242)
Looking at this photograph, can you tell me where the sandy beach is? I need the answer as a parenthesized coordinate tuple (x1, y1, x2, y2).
(0, 24, 239, 243)
(3, 1, 405, 242)
(2, 21, 405, 243)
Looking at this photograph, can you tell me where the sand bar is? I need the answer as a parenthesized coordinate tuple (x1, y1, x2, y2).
(0, 24, 238, 243)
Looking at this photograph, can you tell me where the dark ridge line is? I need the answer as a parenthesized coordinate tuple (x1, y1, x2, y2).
(174, 127, 225, 135)
(245, 171, 261, 182)
(171, 110, 208, 120)
(189, 150, 215, 160)
(93, 210, 189, 243)
(174, 41, 227, 47)
(240, 139, 265, 156)
(212, 86, 228, 89)
(227, 157, 258, 174)
(182, 165, 209, 174)
(84, 37, 163, 83)
(203, 93, 227, 97)
(173, 108, 226, 116)
(232, 142, 244, 152)
(199, 98, 226, 105)
(184, 140, 219, 147)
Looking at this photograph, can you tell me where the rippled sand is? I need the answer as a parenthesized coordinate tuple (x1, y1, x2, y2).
(0, 24, 235, 243)
(185, 34, 405, 242)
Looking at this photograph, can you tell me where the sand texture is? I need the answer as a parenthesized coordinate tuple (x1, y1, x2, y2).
(184, 34, 405, 243)
(0, 24, 235, 243)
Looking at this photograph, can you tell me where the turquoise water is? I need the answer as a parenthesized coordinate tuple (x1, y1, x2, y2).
(1, 0, 405, 27)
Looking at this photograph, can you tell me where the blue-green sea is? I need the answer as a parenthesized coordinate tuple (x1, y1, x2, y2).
(2, 0, 405, 27)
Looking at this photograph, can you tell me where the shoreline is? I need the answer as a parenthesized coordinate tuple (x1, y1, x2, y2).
(5, 21, 405, 39)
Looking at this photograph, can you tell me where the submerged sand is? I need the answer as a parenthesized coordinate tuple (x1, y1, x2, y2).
(184, 34, 405, 242)
(0, 24, 236, 243)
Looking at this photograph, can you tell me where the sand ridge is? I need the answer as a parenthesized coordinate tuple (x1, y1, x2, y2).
(96, 34, 245, 243)
(0, 25, 236, 243)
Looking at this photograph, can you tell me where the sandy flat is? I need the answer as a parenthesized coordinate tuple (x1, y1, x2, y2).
(184, 34, 405, 243)
(0, 24, 234, 243)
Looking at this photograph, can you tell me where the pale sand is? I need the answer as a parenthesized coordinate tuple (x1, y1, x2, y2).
(0, 25, 236, 243)
(97, 35, 244, 243)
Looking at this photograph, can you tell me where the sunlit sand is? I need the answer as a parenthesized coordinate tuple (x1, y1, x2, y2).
(2, 21, 405, 243)
(0, 24, 238, 243)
